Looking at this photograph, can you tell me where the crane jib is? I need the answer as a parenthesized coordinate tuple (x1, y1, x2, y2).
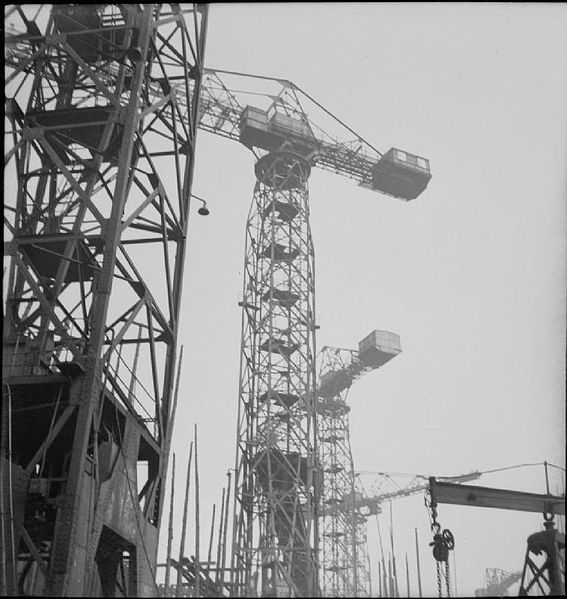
(429, 478, 565, 515)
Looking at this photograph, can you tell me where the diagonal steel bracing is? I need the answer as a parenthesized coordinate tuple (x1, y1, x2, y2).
(230, 151, 319, 598)
(3, 5, 207, 596)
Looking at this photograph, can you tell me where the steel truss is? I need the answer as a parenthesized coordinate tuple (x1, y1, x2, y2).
(3, 4, 207, 596)
(230, 150, 319, 597)
(519, 519, 565, 596)
(317, 346, 373, 598)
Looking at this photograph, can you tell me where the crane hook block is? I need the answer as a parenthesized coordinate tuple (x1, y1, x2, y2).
(429, 528, 455, 562)
(372, 148, 432, 201)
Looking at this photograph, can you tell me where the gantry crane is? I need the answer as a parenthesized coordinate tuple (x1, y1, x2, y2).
(317, 331, 402, 598)
(3, 4, 207, 596)
(427, 477, 565, 597)
(5, 12, 432, 599)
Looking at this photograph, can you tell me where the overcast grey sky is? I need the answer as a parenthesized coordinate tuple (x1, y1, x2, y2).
(164, 3, 567, 596)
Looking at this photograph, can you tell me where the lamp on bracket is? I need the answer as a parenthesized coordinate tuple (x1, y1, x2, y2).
(192, 194, 210, 216)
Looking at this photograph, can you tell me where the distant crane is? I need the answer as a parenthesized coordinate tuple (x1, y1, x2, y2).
(317, 331, 402, 598)
(355, 470, 482, 516)
(474, 568, 522, 597)
(313, 329, 479, 599)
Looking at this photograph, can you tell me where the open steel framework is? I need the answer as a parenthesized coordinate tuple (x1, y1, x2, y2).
(317, 343, 399, 597)
(3, 4, 207, 596)
(4, 10, 434, 598)
(175, 70, 430, 597)
(230, 149, 319, 597)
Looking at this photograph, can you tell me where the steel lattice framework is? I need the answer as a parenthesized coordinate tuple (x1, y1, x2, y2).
(189, 71, 430, 598)
(230, 150, 319, 597)
(3, 4, 207, 596)
(317, 341, 399, 598)
(318, 347, 362, 597)
(4, 9, 434, 599)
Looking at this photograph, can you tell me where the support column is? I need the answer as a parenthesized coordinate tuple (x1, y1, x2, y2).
(231, 150, 319, 597)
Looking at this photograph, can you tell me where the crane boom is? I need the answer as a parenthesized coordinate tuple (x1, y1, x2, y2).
(354, 471, 482, 514)
(6, 35, 431, 198)
(197, 69, 431, 199)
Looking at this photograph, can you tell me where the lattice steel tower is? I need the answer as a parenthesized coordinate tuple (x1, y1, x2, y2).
(185, 70, 432, 598)
(3, 5, 207, 596)
(232, 148, 318, 597)
(317, 332, 401, 597)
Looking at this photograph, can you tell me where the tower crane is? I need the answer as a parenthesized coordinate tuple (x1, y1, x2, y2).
(317, 331, 402, 598)
(5, 10, 433, 599)
(3, 4, 207, 596)
(194, 69, 431, 599)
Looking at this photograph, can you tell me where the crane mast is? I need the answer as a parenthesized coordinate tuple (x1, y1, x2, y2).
(317, 333, 402, 597)
(3, 4, 207, 596)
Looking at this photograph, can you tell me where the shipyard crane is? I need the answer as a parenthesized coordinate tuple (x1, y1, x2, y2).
(317, 331, 402, 598)
(354, 470, 482, 516)
(314, 330, 477, 599)
(474, 568, 522, 597)
(427, 477, 565, 597)
(5, 11, 432, 599)
(194, 70, 431, 599)
(3, 5, 207, 596)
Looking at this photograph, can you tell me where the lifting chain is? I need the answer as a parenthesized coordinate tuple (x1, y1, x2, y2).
(425, 493, 455, 597)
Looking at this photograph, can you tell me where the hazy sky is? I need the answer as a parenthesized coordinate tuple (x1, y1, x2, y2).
(162, 3, 567, 596)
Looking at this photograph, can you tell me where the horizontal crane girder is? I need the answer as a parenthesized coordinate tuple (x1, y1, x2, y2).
(429, 478, 565, 515)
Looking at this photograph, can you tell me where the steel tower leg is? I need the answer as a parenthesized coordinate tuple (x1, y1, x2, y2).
(519, 519, 565, 596)
(231, 151, 319, 597)
(3, 5, 207, 596)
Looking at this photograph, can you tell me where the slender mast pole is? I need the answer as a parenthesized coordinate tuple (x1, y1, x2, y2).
(389, 502, 399, 597)
(206, 504, 216, 587)
(414, 527, 423, 598)
(194, 424, 201, 598)
(215, 487, 226, 590)
(176, 442, 193, 597)
(220, 470, 232, 594)
(165, 453, 176, 594)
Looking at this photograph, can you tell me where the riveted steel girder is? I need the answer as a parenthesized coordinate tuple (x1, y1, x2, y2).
(3, 4, 207, 596)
